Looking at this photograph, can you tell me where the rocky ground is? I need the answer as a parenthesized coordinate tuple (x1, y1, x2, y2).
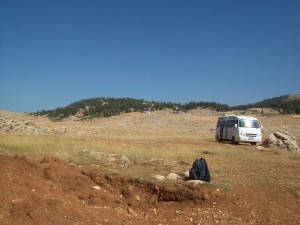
(0, 109, 300, 225)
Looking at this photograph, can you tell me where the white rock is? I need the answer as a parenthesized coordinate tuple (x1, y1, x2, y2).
(166, 173, 181, 180)
(108, 157, 116, 163)
(184, 170, 189, 177)
(256, 146, 268, 151)
(153, 175, 165, 181)
(120, 155, 130, 164)
(187, 180, 206, 185)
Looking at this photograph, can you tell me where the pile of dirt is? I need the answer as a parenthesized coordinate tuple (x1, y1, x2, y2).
(0, 155, 222, 225)
(1, 155, 299, 225)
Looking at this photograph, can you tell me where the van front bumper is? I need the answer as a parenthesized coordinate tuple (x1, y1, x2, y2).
(238, 135, 261, 143)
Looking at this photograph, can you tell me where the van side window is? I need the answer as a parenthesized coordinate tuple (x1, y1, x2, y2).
(226, 120, 234, 127)
(226, 120, 238, 127)
(226, 120, 231, 127)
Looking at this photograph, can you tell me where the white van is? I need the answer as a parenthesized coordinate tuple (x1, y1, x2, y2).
(215, 115, 262, 145)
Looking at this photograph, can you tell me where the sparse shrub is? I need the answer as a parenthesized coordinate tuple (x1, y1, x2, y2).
(202, 150, 211, 154)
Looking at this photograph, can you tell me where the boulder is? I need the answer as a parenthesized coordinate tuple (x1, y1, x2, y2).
(264, 133, 277, 147)
(274, 130, 291, 141)
(262, 130, 299, 152)
(284, 139, 299, 152)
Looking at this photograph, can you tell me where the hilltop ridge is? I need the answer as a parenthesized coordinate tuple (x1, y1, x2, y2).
(29, 94, 300, 121)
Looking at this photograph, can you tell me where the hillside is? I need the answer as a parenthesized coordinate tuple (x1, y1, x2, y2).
(30, 98, 229, 121)
(30, 94, 300, 121)
(231, 94, 300, 114)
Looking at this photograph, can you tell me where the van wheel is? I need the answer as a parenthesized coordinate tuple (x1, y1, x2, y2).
(232, 137, 238, 145)
(251, 142, 256, 146)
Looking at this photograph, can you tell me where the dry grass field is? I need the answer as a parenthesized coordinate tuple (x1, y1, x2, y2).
(0, 109, 300, 224)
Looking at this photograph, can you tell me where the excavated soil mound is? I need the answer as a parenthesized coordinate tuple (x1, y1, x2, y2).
(0, 155, 221, 225)
(1, 155, 300, 225)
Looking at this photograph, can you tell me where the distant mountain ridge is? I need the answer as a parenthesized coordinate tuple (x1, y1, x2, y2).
(31, 94, 300, 120)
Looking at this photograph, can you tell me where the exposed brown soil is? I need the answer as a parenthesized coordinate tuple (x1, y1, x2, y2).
(0, 155, 218, 225)
(1, 154, 299, 225)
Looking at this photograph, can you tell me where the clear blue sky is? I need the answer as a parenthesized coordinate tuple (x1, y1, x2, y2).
(1, 0, 299, 113)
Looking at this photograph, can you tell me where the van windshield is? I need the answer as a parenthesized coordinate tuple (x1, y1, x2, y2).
(239, 119, 260, 128)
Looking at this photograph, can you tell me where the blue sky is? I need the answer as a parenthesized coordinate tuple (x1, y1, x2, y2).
(1, 0, 299, 113)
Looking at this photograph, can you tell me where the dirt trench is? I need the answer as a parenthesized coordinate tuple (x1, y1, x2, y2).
(1, 155, 300, 225)
(0, 155, 222, 225)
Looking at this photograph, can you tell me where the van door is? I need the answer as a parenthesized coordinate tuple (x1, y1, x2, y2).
(226, 120, 238, 141)
(226, 120, 232, 140)
(220, 121, 226, 140)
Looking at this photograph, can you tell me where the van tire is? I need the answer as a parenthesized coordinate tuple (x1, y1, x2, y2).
(232, 137, 238, 145)
(251, 142, 256, 146)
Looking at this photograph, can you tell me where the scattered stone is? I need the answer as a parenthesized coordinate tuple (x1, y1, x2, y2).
(120, 155, 130, 165)
(256, 146, 268, 151)
(93, 186, 101, 190)
(166, 173, 181, 180)
(187, 180, 206, 185)
(150, 208, 157, 214)
(184, 170, 189, 177)
(153, 175, 165, 181)
(108, 157, 117, 163)
(0, 117, 67, 135)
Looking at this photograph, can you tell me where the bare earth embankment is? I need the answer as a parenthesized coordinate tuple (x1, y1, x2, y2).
(0, 109, 300, 225)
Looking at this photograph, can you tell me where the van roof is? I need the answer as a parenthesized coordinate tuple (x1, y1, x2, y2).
(217, 115, 259, 120)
